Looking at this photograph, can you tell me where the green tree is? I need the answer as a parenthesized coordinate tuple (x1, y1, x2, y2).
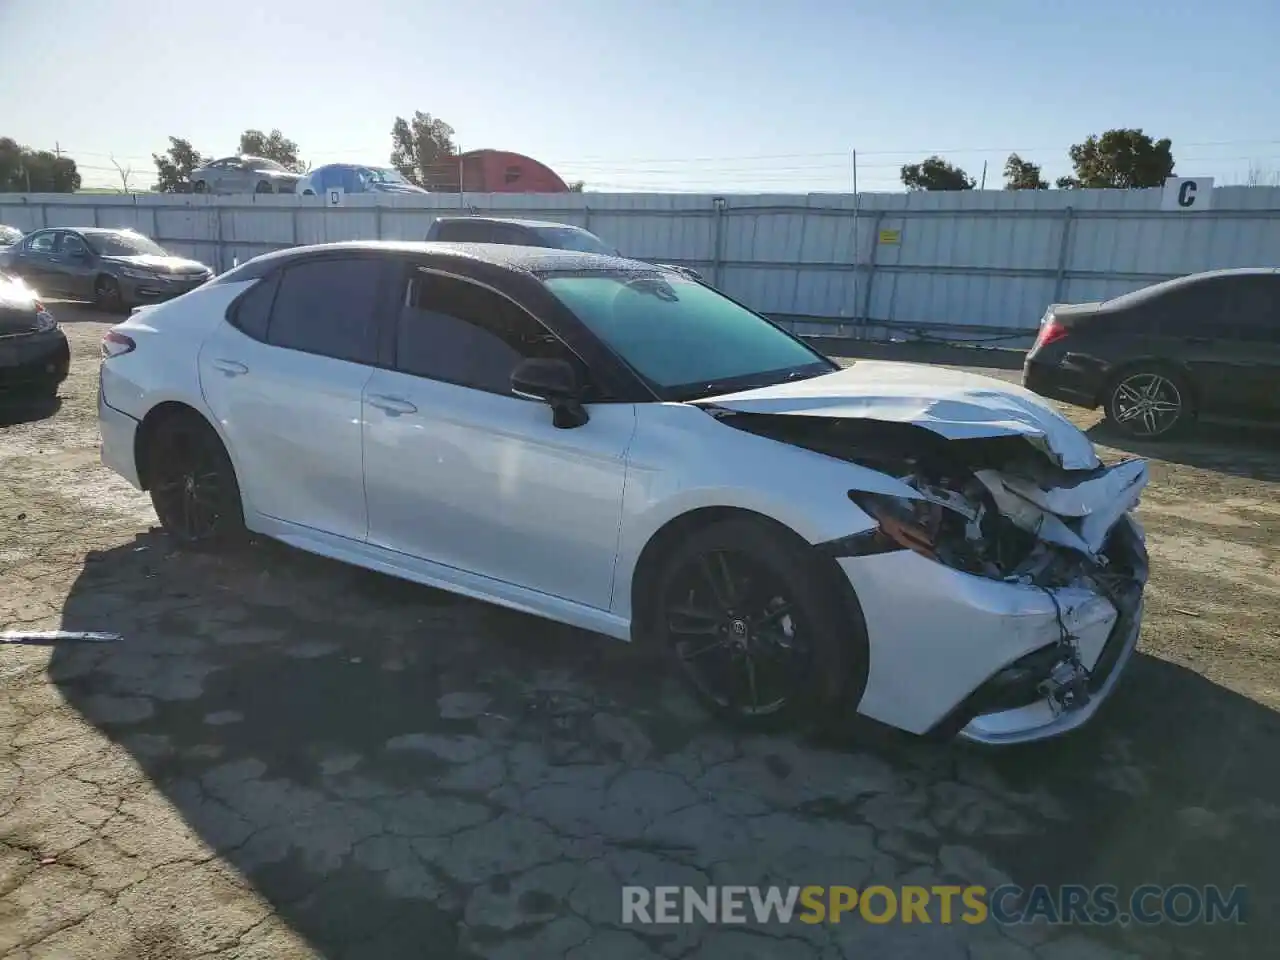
(568, 180, 585, 192)
(390, 112, 458, 190)
(152, 137, 206, 193)
(0, 137, 80, 192)
(1057, 129, 1174, 189)
(238, 128, 305, 172)
(900, 155, 975, 191)
(1003, 153, 1048, 190)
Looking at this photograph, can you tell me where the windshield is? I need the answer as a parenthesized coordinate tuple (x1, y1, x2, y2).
(88, 232, 169, 258)
(363, 166, 408, 184)
(535, 226, 619, 256)
(543, 273, 834, 400)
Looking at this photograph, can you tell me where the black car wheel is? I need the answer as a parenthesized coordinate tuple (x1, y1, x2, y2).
(255, 180, 273, 194)
(147, 415, 245, 548)
(654, 517, 861, 731)
(94, 275, 124, 312)
(1105, 365, 1193, 440)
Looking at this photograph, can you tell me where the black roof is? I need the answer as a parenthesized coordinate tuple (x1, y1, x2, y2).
(431, 216, 593, 232)
(215, 240, 655, 280)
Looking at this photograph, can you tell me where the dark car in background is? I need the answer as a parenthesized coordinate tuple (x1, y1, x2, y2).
(1023, 267, 1280, 439)
(0, 228, 212, 311)
(0, 271, 69, 397)
(425, 216, 705, 282)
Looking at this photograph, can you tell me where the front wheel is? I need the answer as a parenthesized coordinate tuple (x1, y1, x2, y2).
(147, 415, 245, 548)
(94, 275, 123, 312)
(653, 518, 861, 731)
(1104, 365, 1194, 440)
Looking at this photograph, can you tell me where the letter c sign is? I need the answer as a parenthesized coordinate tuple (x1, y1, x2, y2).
(1178, 181, 1197, 207)
(1161, 177, 1214, 212)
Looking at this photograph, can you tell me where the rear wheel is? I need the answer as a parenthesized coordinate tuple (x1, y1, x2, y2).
(146, 415, 245, 548)
(94, 275, 123, 312)
(653, 518, 860, 731)
(1104, 364, 1193, 440)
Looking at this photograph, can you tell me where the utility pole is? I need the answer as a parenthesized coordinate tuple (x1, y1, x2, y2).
(980, 160, 988, 190)
(54, 142, 62, 159)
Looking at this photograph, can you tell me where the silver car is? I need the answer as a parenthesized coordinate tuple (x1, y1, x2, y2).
(190, 156, 301, 195)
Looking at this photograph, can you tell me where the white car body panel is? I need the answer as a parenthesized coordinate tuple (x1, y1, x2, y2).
(702, 360, 1101, 471)
(198, 319, 372, 542)
(361, 367, 637, 610)
(96, 256, 1148, 746)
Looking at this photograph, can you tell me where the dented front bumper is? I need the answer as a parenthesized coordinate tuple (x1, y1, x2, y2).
(837, 514, 1147, 743)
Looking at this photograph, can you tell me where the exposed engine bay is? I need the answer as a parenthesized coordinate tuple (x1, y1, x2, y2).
(714, 413, 1148, 594)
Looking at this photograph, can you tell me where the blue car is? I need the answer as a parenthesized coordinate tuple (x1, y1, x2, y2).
(297, 164, 429, 197)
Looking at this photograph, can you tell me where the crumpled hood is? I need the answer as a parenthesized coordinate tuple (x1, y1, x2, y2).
(106, 254, 210, 275)
(698, 360, 1100, 471)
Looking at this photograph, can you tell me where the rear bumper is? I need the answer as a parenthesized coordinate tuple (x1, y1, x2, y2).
(1022, 355, 1103, 408)
(98, 383, 142, 489)
(0, 329, 70, 390)
(119, 275, 209, 307)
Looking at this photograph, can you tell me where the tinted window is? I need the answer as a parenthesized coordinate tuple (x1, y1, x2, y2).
(59, 233, 87, 256)
(543, 273, 832, 399)
(396, 271, 576, 394)
(267, 258, 382, 363)
(434, 220, 493, 243)
(534, 226, 617, 255)
(1224, 275, 1280, 341)
(230, 273, 280, 340)
(1150, 279, 1231, 337)
(26, 232, 56, 254)
(491, 224, 537, 245)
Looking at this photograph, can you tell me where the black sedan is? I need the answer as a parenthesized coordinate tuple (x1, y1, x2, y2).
(1023, 267, 1280, 439)
(0, 272, 69, 397)
(0, 227, 212, 312)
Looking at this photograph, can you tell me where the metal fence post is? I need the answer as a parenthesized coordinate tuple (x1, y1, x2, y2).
(291, 205, 298, 247)
(215, 203, 225, 273)
(375, 202, 383, 241)
(583, 204, 591, 232)
(859, 210, 886, 331)
(38, 203, 47, 228)
(1052, 206, 1075, 303)
(712, 197, 727, 288)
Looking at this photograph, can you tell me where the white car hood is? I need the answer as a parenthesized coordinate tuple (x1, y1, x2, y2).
(698, 360, 1100, 471)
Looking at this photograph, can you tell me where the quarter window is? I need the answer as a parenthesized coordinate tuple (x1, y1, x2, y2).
(229, 272, 280, 341)
(266, 258, 382, 363)
(395, 271, 577, 394)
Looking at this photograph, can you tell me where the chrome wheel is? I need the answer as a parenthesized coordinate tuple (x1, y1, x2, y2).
(662, 549, 811, 717)
(1111, 371, 1184, 438)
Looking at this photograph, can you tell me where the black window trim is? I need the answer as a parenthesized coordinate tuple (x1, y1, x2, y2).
(392, 263, 615, 402)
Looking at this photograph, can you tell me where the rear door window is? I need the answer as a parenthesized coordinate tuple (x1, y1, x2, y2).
(1223, 275, 1280, 343)
(25, 231, 56, 254)
(265, 258, 383, 363)
(1152, 278, 1232, 338)
(434, 220, 493, 243)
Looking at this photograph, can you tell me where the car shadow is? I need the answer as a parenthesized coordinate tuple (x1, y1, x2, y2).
(47, 535, 1277, 957)
(1087, 419, 1280, 482)
(46, 300, 125, 323)
(0, 392, 61, 426)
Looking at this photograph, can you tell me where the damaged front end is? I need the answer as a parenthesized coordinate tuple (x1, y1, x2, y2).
(713, 412, 1149, 743)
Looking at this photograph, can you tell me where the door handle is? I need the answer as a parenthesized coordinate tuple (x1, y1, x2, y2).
(211, 358, 249, 376)
(367, 394, 418, 415)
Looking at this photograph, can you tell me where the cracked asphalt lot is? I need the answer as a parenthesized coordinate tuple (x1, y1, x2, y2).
(3, 308, 1279, 959)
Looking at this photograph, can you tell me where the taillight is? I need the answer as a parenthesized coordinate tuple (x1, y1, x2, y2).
(1033, 317, 1068, 350)
(101, 330, 136, 359)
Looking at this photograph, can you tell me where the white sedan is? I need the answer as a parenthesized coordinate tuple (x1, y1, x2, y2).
(97, 242, 1148, 745)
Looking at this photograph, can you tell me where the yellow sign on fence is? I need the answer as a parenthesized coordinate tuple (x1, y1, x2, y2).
(878, 229, 901, 245)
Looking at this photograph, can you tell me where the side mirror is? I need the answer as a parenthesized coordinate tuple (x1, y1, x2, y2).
(511, 358, 588, 428)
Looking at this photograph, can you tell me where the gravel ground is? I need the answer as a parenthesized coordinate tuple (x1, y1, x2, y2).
(1, 305, 1277, 959)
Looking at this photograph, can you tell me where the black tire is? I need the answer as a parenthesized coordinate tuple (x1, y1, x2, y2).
(1103, 363, 1195, 440)
(255, 180, 273, 194)
(652, 517, 862, 731)
(94, 275, 124, 312)
(193, 180, 208, 193)
(146, 414, 245, 548)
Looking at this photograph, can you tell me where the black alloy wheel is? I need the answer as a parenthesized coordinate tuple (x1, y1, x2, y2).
(94, 275, 123, 312)
(655, 518, 860, 730)
(1106, 366, 1191, 439)
(148, 417, 244, 547)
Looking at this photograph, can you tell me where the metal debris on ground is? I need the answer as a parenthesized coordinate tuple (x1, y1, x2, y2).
(1, 630, 123, 644)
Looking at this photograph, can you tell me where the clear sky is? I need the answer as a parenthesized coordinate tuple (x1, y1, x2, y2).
(2, 0, 1277, 192)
